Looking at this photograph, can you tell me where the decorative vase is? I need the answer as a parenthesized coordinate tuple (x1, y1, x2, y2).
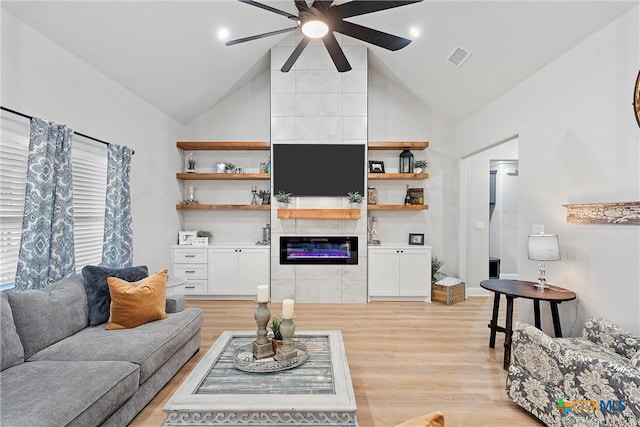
(279, 202, 289, 209)
(350, 202, 360, 209)
(414, 167, 423, 174)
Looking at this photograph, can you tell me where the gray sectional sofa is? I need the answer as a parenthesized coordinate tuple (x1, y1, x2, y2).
(0, 273, 203, 426)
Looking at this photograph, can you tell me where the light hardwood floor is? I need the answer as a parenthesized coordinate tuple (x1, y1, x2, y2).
(131, 297, 542, 426)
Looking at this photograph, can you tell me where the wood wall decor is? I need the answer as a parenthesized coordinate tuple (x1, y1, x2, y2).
(563, 202, 640, 224)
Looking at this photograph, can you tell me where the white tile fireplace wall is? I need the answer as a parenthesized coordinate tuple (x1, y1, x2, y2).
(270, 34, 368, 303)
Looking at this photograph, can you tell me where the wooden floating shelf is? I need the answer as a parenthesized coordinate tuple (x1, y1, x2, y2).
(368, 173, 428, 180)
(563, 201, 640, 224)
(277, 209, 361, 219)
(176, 204, 270, 211)
(368, 141, 429, 150)
(176, 173, 270, 180)
(368, 204, 428, 211)
(176, 141, 270, 150)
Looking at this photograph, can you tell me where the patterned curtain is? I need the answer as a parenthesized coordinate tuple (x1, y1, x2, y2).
(14, 118, 75, 290)
(101, 144, 133, 268)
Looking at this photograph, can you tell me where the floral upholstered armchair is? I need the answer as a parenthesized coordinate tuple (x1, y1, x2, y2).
(506, 318, 640, 426)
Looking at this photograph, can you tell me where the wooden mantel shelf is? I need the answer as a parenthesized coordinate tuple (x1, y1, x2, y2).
(368, 204, 428, 211)
(176, 173, 270, 180)
(277, 208, 361, 219)
(176, 204, 270, 210)
(368, 173, 428, 180)
(176, 141, 270, 150)
(368, 141, 429, 150)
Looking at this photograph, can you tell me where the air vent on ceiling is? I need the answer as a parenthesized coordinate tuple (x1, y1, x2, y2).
(447, 46, 471, 68)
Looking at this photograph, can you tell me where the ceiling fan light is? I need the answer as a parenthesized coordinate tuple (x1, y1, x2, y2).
(301, 19, 329, 38)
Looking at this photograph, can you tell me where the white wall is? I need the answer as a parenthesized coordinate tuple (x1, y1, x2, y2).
(368, 68, 458, 276)
(2, 12, 185, 273)
(457, 7, 640, 335)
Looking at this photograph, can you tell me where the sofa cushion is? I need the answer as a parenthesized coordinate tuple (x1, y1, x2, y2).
(106, 269, 168, 330)
(0, 360, 139, 427)
(29, 307, 203, 384)
(6, 274, 89, 359)
(82, 264, 149, 326)
(0, 292, 24, 370)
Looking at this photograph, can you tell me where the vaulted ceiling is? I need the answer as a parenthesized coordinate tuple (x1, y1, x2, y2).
(2, 1, 636, 124)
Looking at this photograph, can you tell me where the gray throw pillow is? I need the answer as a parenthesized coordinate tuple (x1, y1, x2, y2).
(1, 292, 24, 370)
(82, 265, 148, 326)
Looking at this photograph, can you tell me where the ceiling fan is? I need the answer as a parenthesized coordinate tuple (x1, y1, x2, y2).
(226, 0, 423, 72)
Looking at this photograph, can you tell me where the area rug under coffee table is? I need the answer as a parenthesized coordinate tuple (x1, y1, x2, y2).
(163, 330, 357, 426)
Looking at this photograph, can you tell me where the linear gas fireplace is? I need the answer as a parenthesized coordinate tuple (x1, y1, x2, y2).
(280, 236, 358, 265)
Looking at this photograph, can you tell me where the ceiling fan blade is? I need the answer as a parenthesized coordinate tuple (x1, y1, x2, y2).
(294, 0, 309, 13)
(333, 20, 411, 51)
(238, 0, 299, 21)
(225, 27, 297, 46)
(322, 32, 352, 72)
(333, 0, 423, 19)
(281, 37, 311, 72)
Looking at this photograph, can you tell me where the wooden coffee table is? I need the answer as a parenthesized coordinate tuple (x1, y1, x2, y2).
(480, 279, 576, 369)
(163, 330, 357, 426)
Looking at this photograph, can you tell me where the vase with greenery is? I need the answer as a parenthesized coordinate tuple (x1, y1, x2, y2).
(185, 153, 197, 173)
(431, 256, 444, 282)
(346, 191, 364, 208)
(269, 316, 283, 351)
(224, 162, 235, 173)
(414, 160, 428, 173)
(275, 190, 292, 207)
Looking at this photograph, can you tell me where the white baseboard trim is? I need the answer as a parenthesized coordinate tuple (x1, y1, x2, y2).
(466, 287, 491, 297)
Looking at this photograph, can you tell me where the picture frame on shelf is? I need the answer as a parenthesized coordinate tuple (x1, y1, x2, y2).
(408, 233, 425, 246)
(368, 160, 385, 173)
(192, 237, 209, 246)
(178, 231, 197, 245)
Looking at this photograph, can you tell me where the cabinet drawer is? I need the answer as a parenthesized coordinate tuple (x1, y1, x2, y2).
(181, 280, 208, 295)
(172, 264, 207, 279)
(173, 248, 207, 263)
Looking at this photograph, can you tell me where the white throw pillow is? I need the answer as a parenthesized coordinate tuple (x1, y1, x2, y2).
(630, 351, 640, 369)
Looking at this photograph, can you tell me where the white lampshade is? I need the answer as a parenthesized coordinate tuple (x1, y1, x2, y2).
(301, 20, 329, 38)
(528, 234, 560, 261)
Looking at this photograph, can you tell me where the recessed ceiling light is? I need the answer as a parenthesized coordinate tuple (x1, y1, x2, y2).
(217, 28, 230, 41)
(409, 27, 420, 38)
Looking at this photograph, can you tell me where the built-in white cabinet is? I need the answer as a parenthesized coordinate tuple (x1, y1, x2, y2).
(171, 245, 270, 297)
(368, 245, 432, 301)
(171, 247, 208, 295)
(208, 247, 270, 296)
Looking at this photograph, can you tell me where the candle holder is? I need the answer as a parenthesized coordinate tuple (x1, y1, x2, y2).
(274, 315, 297, 361)
(252, 300, 275, 359)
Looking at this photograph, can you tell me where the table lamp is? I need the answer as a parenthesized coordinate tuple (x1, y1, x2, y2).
(527, 233, 560, 290)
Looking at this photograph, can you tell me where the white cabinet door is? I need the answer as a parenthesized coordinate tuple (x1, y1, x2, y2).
(208, 249, 238, 294)
(237, 248, 270, 294)
(368, 248, 400, 296)
(399, 248, 429, 296)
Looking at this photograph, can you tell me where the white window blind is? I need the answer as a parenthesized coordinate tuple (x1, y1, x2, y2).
(0, 114, 29, 288)
(0, 113, 109, 287)
(71, 136, 107, 272)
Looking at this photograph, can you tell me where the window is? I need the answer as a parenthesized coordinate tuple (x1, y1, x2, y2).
(0, 113, 108, 288)
(72, 136, 107, 271)
(0, 113, 29, 288)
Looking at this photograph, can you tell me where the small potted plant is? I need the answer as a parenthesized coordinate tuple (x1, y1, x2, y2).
(269, 316, 283, 352)
(346, 191, 364, 208)
(185, 153, 197, 173)
(414, 160, 428, 174)
(196, 230, 212, 245)
(224, 162, 235, 174)
(275, 190, 292, 208)
(432, 256, 444, 283)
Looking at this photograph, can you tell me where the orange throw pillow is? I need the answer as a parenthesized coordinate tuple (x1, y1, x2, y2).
(106, 269, 168, 330)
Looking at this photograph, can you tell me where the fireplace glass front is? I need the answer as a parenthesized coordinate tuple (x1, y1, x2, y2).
(279, 236, 358, 265)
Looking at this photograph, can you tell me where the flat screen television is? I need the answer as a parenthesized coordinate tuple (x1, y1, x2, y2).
(273, 144, 365, 197)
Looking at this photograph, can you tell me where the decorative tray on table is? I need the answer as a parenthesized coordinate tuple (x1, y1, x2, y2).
(233, 341, 308, 373)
